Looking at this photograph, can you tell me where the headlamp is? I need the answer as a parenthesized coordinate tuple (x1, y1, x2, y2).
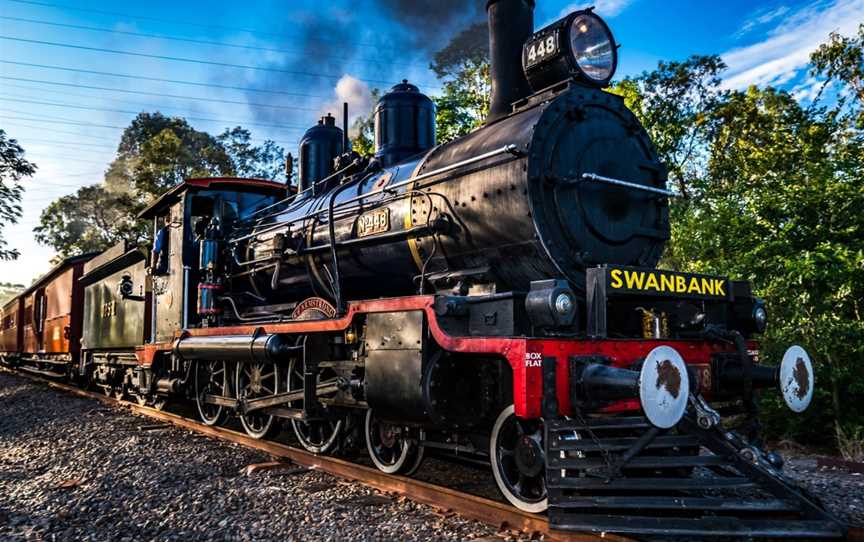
(522, 9, 618, 91)
(753, 302, 768, 333)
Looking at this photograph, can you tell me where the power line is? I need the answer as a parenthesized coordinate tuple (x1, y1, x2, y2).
(0, 76, 320, 112)
(0, 96, 307, 132)
(3, 115, 299, 155)
(0, 61, 356, 99)
(0, 120, 120, 141)
(3, 117, 298, 150)
(11, 137, 115, 150)
(0, 15, 430, 72)
(0, 35, 418, 87)
(1, 113, 136, 130)
(22, 141, 113, 154)
(3, 0, 390, 50)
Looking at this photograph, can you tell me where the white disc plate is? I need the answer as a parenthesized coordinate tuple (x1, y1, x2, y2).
(779, 345, 814, 413)
(639, 346, 690, 429)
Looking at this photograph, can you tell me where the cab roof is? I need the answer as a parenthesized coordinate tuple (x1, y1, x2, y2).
(138, 177, 289, 220)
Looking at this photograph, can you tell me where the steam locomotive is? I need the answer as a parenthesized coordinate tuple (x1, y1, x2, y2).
(0, 1, 846, 538)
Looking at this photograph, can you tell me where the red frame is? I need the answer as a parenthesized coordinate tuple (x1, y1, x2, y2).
(143, 295, 746, 419)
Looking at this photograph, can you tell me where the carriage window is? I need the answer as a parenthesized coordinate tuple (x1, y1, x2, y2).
(152, 214, 171, 275)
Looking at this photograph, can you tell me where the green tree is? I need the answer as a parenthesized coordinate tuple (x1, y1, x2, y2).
(350, 89, 382, 158)
(435, 59, 490, 144)
(0, 129, 37, 260)
(431, 23, 491, 144)
(608, 55, 727, 200)
(810, 23, 864, 125)
(36, 113, 287, 257)
(34, 185, 144, 256)
(677, 84, 863, 449)
(613, 37, 863, 452)
(607, 56, 729, 272)
(218, 127, 286, 181)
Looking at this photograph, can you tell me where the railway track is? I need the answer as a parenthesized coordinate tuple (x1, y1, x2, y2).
(0, 366, 630, 542)
(6, 366, 864, 542)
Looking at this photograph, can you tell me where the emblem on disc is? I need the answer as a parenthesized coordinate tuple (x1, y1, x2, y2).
(639, 345, 690, 429)
(779, 345, 814, 413)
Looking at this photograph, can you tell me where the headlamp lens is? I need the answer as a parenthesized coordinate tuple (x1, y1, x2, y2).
(569, 13, 616, 83)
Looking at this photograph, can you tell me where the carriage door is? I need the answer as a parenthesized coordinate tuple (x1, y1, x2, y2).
(33, 289, 46, 352)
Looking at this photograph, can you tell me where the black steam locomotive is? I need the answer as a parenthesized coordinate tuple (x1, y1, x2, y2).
(1, 0, 845, 538)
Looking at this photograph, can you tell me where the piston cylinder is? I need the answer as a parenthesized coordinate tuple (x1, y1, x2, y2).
(173, 334, 299, 363)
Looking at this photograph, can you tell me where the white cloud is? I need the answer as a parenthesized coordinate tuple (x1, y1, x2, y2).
(792, 76, 831, 103)
(321, 75, 373, 138)
(734, 5, 790, 38)
(559, 0, 633, 19)
(721, 0, 864, 90)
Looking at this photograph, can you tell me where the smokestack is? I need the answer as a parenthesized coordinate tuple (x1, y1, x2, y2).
(486, 0, 535, 124)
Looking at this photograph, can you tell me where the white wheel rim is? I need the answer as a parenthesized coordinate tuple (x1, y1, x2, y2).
(489, 404, 548, 514)
(365, 409, 412, 474)
(286, 356, 342, 454)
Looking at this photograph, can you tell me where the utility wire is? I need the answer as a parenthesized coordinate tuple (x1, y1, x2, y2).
(22, 141, 113, 154)
(3, 0, 392, 50)
(0, 96, 307, 132)
(0, 61, 334, 98)
(0, 35, 427, 87)
(0, 76, 320, 112)
(1, 114, 138, 130)
(0, 83, 312, 126)
(3, 118, 297, 152)
(0, 15, 430, 72)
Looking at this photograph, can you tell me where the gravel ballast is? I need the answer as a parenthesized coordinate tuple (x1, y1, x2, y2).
(0, 372, 519, 542)
(1, 371, 862, 542)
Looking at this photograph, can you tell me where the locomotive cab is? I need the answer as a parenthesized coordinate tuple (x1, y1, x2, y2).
(138, 177, 289, 340)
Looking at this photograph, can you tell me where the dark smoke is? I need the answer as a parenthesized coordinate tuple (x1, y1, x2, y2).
(376, 0, 486, 47)
(240, 2, 488, 136)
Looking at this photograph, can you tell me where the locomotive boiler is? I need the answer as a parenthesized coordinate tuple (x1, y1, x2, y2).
(2, 0, 846, 538)
(230, 26, 667, 316)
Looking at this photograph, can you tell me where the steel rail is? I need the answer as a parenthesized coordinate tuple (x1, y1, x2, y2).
(0, 366, 632, 542)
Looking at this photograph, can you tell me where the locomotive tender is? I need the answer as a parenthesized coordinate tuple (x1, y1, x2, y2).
(1, 1, 846, 538)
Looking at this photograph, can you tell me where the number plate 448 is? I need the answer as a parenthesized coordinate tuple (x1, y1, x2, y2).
(524, 32, 560, 68)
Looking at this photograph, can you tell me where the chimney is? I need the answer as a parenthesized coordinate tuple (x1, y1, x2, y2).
(486, 0, 535, 124)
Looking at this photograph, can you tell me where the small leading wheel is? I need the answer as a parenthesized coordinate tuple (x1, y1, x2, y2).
(236, 360, 280, 439)
(151, 396, 168, 411)
(287, 356, 342, 454)
(112, 383, 126, 401)
(195, 360, 228, 426)
(490, 404, 548, 513)
(365, 409, 424, 475)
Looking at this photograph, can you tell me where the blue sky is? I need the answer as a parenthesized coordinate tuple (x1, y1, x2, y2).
(1, 0, 861, 284)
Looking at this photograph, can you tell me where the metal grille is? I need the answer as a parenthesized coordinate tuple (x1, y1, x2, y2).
(545, 415, 846, 538)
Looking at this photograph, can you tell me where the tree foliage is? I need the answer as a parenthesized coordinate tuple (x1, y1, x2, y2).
(36, 112, 285, 258)
(34, 186, 143, 255)
(613, 40, 863, 448)
(608, 55, 727, 200)
(429, 24, 491, 145)
(811, 23, 864, 126)
(0, 129, 36, 261)
(351, 89, 382, 158)
(429, 22, 864, 449)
